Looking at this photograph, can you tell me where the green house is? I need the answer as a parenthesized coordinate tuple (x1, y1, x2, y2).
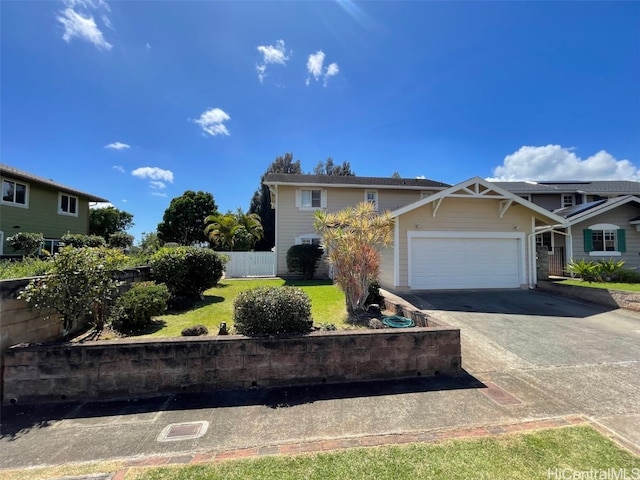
(0, 163, 108, 255)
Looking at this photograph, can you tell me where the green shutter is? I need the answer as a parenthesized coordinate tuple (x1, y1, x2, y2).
(583, 229, 593, 252)
(617, 229, 626, 252)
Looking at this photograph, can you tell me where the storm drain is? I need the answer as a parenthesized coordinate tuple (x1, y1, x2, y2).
(480, 382, 522, 406)
(157, 421, 209, 442)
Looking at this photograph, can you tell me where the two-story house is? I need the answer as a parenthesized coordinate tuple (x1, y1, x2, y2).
(496, 181, 640, 274)
(0, 163, 108, 255)
(265, 174, 564, 290)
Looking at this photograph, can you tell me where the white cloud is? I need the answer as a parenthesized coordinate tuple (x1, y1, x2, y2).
(306, 50, 339, 87)
(132, 167, 174, 183)
(416, 175, 426, 179)
(488, 145, 640, 181)
(105, 141, 130, 150)
(256, 39, 290, 83)
(151, 192, 167, 198)
(146, 42, 151, 49)
(112, 165, 125, 173)
(149, 180, 166, 189)
(90, 201, 114, 209)
(57, 0, 113, 50)
(193, 107, 230, 137)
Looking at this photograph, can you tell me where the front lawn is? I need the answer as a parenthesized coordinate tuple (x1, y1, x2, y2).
(139, 278, 348, 338)
(125, 426, 640, 480)
(557, 279, 640, 292)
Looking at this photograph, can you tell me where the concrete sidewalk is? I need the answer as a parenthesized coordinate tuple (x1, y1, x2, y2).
(1, 290, 639, 477)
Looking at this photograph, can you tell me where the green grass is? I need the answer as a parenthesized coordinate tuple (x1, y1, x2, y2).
(558, 279, 640, 292)
(124, 426, 640, 480)
(140, 278, 348, 338)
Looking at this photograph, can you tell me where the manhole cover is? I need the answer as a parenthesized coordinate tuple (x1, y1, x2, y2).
(480, 382, 522, 406)
(157, 421, 209, 442)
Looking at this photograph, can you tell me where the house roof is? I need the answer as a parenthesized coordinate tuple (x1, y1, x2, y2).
(554, 195, 640, 225)
(494, 180, 640, 195)
(0, 163, 109, 202)
(391, 176, 567, 225)
(264, 173, 450, 190)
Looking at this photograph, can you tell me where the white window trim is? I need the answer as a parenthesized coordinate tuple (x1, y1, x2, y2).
(0, 230, 4, 255)
(588, 222, 620, 256)
(295, 188, 327, 211)
(364, 190, 378, 210)
(58, 192, 79, 217)
(562, 194, 574, 207)
(1, 178, 29, 208)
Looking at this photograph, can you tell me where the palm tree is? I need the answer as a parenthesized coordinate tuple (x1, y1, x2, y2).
(235, 208, 264, 245)
(204, 213, 240, 250)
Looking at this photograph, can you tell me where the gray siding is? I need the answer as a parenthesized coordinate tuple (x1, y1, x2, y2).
(530, 193, 563, 211)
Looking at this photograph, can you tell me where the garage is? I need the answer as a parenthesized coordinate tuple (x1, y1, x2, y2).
(408, 232, 525, 289)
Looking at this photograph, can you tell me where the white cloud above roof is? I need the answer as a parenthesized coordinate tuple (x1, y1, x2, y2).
(306, 50, 339, 87)
(112, 165, 125, 173)
(488, 145, 640, 181)
(105, 141, 130, 150)
(132, 167, 174, 183)
(256, 40, 290, 83)
(194, 108, 230, 137)
(57, 0, 112, 50)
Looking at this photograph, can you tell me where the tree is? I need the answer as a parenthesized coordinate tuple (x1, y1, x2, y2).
(250, 153, 302, 251)
(235, 208, 264, 247)
(313, 157, 355, 176)
(314, 202, 393, 316)
(204, 213, 240, 250)
(391, 171, 401, 179)
(6, 232, 44, 257)
(157, 191, 218, 245)
(139, 232, 163, 253)
(108, 232, 134, 249)
(89, 206, 134, 240)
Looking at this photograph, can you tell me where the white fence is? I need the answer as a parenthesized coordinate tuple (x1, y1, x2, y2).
(219, 251, 276, 278)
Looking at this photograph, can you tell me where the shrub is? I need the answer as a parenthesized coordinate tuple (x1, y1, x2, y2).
(6, 232, 44, 257)
(108, 232, 134, 249)
(111, 282, 169, 332)
(0, 257, 52, 280)
(286, 244, 323, 279)
(181, 325, 209, 336)
(150, 246, 226, 299)
(567, 258, 635, 283)
(234, 286, 312, 336)
(19, 246, 126, 334)
(62, 233, 106, 248)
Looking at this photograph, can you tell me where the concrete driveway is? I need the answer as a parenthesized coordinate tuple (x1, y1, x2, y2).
(400, 289, 640, 451)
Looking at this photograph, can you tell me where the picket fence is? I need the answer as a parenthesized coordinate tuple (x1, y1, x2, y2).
(218, 251, 276, 278)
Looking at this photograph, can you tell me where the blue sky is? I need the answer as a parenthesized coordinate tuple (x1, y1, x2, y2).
(2, 1, 639, 242)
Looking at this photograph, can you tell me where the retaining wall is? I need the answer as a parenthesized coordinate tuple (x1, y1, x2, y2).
(3, 327, 461, 405)
(537, 280, 640, 311)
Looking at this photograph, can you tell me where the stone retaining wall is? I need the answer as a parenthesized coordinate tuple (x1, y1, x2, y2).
(537, 280, 640, 311)
(3, 327, 461, 405)
(0, 267, 151, 356)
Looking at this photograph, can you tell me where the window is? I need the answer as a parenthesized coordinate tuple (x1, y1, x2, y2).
(58, 193, 78, 216)
(536, 232, 552, 252)
(584, 223, 625, 256)
(42, 239, 63, 255)
(295, 233, 322, 246)
(1, 179, 28, 207)
(562, 194, 574, 207)
(295, 189, 326, 209)
(365, 190, 378, 210)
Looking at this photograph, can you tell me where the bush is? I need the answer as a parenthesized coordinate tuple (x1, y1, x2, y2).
(111, 282, 170, 332)
(181, 325, 209, 336)
(62, 233, 106, 248)
(19, 246, 126, 334)
(286, 244, 323, 279)
(150, 246, 226, 299)
(108, 232, 134, 249)
(6, 232, 44, 257)
(567, 258, 635, 283)
(234, 286, 312, 336)
(0, 257, 52, 280)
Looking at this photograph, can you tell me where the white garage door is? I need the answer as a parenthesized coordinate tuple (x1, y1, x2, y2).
(409, 235, 522, 289)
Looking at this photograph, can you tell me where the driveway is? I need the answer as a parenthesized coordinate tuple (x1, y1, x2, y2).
(400, 289, 640, 451)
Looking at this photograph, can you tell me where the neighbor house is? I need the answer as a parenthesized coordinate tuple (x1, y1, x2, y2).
(265, 174, 565, 290)
(0, 163, 108, 255)
(497, 181, 640, 274)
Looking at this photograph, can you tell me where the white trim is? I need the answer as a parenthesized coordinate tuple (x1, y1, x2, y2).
(267, 180, 448, 191)
(588, 251, 622, 257)
(58, 192, 79, 217)
(565, 195, 640, 225)
(588, 223, 618, 231)
(296, 188, 325, 210)
(407, 231, 527, 288)
(274, 184, 279, 269)
(393, 218, 399, 286)
(1, 178, 30, 208)
(0, 231, 3, 255)
(294, 233, 322, 245)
